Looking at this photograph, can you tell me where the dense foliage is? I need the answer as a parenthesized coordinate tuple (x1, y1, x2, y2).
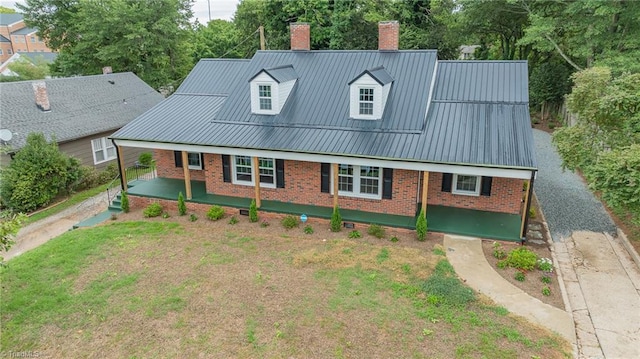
(0, 211, 27, 263)
(0, 133, 81, 212)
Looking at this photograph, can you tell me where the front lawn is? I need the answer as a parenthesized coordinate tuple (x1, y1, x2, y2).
(1, 217, 570, 358)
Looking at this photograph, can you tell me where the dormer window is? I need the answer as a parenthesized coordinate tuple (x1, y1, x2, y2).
(349, 66, 393, 120)
(249, 65, 298, 115)
(259, 85, 272, 110)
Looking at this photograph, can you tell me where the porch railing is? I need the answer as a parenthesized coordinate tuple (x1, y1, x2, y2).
(106, 163, 157, 205)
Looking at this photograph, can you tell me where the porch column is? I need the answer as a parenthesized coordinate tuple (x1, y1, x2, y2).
(520, 172, 536, 239)
(332, 163, 339, 207)
(253, 156, 261, 208)
(181, 151, 192, 200)
(421, 171, 429, 213)
(117, 145, 127, 192)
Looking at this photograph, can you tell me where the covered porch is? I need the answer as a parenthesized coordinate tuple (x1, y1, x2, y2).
(126, 177, 522, 241)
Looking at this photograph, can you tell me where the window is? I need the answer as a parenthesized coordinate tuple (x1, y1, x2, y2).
(91, 137, 116, 164)
(0, 49, 3, 55)
(359, 88, 374, 115)
(7, 49, 12, 54)
(452, 174, 480, 196)
(335, 164, 382, 199)
(258, 85, 272, 110)
(232, 156, 276, 187)
(187, 152, 202, 170)
(30, 36, 35, 43)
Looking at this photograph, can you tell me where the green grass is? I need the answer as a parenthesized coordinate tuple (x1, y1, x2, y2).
(25, 184, 109, 224)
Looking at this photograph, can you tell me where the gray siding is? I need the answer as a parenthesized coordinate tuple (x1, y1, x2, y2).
(59, 130, 142, 170)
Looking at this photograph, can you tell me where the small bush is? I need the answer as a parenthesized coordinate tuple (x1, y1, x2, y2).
(498, 247, 538, 271)
(348, 230, 362, 239)
(390, 236, 399, 242)
(120, 191, 130, 213)
(367, 224, 385, 239)
(228, 216, 239, 225)
(281, 215, 299, 229)
(492, 241, 507, 259)
(177, 192, 187, 216)
(514, 271, 526, 282)
(143, 203, 163, 218)
(260, 221, 270, 228)
(189, 213, 198, 222)
(529, 207, 537, 219)
(207, 205, 225, 221)
(303, 225, 314, 234)
(416, 209, 427, 241)
(162, 211, 170, 219)
(330, 205, 342, 232)
(138, 152, 153, 166)
(542, 286, 551, 296)
(541, 275, 552, 284)
(249, 199, 258, 223)
(536, 257, 554, 272)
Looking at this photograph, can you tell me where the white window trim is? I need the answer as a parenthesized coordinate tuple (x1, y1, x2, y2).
(258, 84, 272, 111)
(251, 80, 279, 115)
(331, 164, 383, 200)
(91, 137, 116, 165)
(187, 152, 202, 170)
(452, 174, 481, 196)
(358, 87, 376, 118)
(231, 155, 276, 188)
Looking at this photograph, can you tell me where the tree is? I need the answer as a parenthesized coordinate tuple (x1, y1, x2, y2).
(0, 6, 16, 13)
(177, 192, 187, 216)
(0, 211, 27, 264)
(249, 199, 258, 222)
(19, 0, 195, 90)
(416, 208, 427, 241)
(330, 205, 342, 232)
(192, 20, 242, 60)
(0, 133, 81, 212)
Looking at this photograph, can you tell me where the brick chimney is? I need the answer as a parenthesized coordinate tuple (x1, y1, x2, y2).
(378, 21, 399, 51)
(102, 66, 113, 74)
(290, 22, 310, 51)
(32, 81, 50, 112)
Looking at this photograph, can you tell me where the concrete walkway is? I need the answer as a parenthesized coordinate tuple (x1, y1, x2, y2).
(444, 234, 576, 344)
(4, 192, 109, 261)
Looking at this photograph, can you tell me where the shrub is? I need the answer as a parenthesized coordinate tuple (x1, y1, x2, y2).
(330, 205, 342, 232)
(528, 207, 537, 219)
(138, 152, 153, 166)
(541, 275, 552, 284)
(260, 221, 270, 228)
(189, 213, 198, 222)
(348, 230, 362, 239)
(498, 247, 538, 271)
(367, 224, 385, 239)
(162, 211, 170, 218)
(536, 257, 554, 272)
(143, 203, 163, 218)
(228, 216, 239, 225)
(207, 205, 225, 221)
(303, 225, 314, 234)
(249, 199, 258, 223)
(416, 209, 427, 241)
(177, 192, 187, 216)
(492, 241, 507, 260)
(281, 215, 299, 229)
(514, 271, 526, 282)
(120, 191, 130, 213)
(390, 236, 399, 242)
(542, 286, 551, 296)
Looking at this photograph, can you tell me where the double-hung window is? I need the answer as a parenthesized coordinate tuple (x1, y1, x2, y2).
(258, 85, 272, 110)
(359, 88, 374, 115)
(187, 152, 202, 170)
(233, 156, 276, 187)
(91, 137, 116, 164)
(452, 174, 480, 196)
(336, 164, 382, 199)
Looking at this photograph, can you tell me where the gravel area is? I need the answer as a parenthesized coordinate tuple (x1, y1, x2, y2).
(532, 129, 617, 242)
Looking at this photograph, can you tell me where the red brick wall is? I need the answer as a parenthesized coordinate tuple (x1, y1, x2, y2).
(426, 172, 524, 214)
(154, 149, 206, 181)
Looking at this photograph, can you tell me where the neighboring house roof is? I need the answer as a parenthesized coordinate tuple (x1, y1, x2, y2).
(0, 72, 164, 150)
(10, 27, 37, 36)
(0, 13, 23, 26)
(349, 66, 394, 86)
(250, 65, 298, 83)
(0, 52, 58, 76)
(112, 50, 535, 170)
(0, 34, 10, 42)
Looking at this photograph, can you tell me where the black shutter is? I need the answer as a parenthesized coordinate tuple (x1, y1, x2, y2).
(276, 159, 285, 188)
(222, 155, 231, 182)
(200, 153, 205, 170)
(441, 173, 453, 192)
(382, 168, 393, 199)
(320, 163, 330, 193)
(480, 176, 492, 196)
(174, 151, 182, 168)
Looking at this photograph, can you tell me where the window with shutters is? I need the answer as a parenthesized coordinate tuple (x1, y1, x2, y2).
(452, 174, 480, 196)
(334, 164, 382, 199)
(91, 137, 116, 164)
(232, 156, 276, 188)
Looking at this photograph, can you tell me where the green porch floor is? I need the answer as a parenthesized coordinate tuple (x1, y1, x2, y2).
(126, 178, 522, 241)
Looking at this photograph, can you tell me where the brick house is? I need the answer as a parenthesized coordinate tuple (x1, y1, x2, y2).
(111, 22, 537, 241)
(0, 13, 55, 64)
(0, 72, 164, 170)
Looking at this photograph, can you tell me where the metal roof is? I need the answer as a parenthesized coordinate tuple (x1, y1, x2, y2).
(112, 51, 536, 169)
(0, 72, 164, 149)
(249, 65, 298, 83)
(0, 13, 23, 26)
(349, 66, 394, 86)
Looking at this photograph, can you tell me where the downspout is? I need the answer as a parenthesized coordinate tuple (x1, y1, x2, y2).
(112, 139, 126, 191)
(521, 170, 536, 241)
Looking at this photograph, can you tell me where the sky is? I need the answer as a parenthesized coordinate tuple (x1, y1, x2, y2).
(0, 0, 240, 23)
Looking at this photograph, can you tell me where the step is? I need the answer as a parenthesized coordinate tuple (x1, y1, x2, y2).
(112, 199, 121, 206)
(73, 210, 115, 229)
(108, 205, 122, 212)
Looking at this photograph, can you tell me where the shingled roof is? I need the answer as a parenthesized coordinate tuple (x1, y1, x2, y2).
(112, 51, 536, 170)
(0, 72, 164, 150)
